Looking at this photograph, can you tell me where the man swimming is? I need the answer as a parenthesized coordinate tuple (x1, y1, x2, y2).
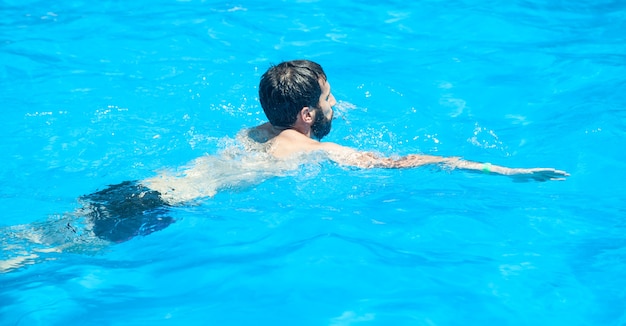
(1, 59, 568, 272)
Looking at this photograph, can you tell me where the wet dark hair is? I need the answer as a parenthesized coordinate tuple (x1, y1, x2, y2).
(258, 60, 327, 128)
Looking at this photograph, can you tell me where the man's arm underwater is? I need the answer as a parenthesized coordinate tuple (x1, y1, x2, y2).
(320, 142, 569, 182)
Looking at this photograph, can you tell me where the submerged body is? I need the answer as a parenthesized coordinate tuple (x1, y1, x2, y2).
(0, 131, 294, 272)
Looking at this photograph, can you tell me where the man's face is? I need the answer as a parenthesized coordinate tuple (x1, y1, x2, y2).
(310, 79, 336, 140)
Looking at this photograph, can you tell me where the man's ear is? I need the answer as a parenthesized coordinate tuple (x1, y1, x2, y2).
(300, 106, 314, 123)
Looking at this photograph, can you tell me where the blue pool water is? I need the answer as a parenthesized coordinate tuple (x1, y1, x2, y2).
(1, 0, 625, 325)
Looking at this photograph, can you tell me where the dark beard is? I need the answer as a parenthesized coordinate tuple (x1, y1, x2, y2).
(311, 107, 333, 140)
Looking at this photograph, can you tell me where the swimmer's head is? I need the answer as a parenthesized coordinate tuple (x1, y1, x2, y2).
(259, 60, 328, 129)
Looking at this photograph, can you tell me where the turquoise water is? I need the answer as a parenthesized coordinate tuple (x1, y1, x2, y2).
(1, 0, 625, 325)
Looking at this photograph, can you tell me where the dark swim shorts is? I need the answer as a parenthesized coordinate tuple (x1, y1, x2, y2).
(80, 181, 174, 243)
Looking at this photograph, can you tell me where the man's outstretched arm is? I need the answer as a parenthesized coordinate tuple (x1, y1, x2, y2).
(321, 143, 569, 181)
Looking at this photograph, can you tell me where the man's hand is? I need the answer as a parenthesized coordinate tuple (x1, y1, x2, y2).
(507, 168, 570, 182)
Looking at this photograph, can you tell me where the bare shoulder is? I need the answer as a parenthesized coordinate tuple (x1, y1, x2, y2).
(246, 126, 358, 161)
(270, 130, 319, 158)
